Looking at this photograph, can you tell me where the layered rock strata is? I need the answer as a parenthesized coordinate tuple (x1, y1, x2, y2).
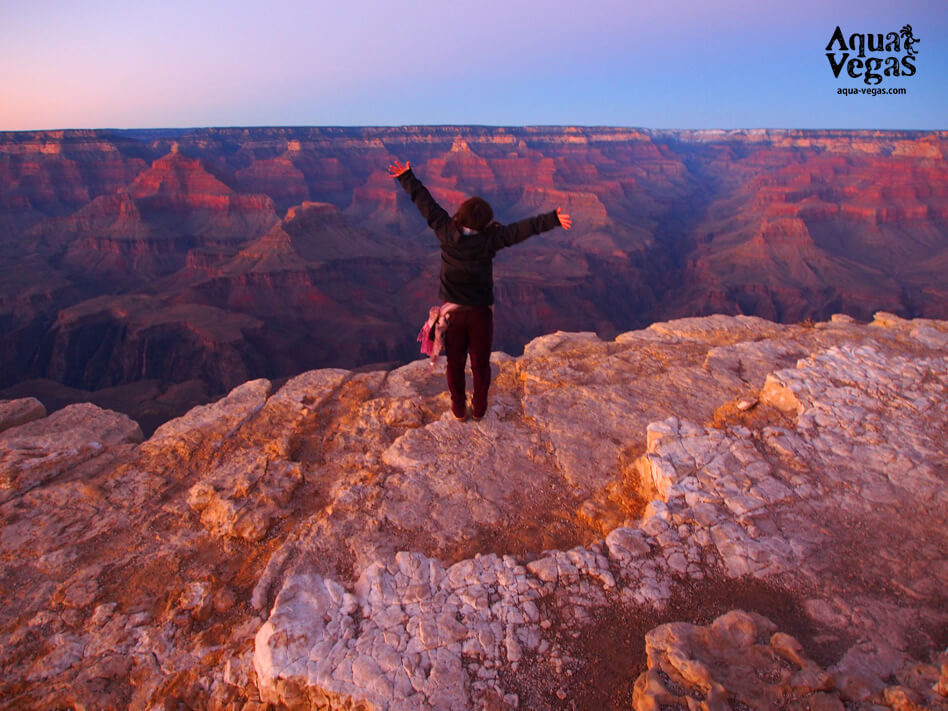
(2, 127, 946, 435)
(0, 312, 946, 710)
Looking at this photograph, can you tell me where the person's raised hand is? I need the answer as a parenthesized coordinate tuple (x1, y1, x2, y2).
(556, 207, 572, 230)
(388, 160, 411, 177)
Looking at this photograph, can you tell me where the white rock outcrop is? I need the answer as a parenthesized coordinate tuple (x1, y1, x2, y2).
(1, 313, 946, 710)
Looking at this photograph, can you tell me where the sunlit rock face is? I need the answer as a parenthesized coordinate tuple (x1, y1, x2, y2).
(0, 313, 946, 710)
(1, 127, 946, 434)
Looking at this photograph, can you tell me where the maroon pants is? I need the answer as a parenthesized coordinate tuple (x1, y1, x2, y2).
(444, 306, 493, 418)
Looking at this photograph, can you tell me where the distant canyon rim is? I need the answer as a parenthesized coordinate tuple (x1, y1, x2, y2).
(1, 126, 945, 432)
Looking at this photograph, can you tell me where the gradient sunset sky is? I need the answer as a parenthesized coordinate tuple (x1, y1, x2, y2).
(2, 0, 946, 131)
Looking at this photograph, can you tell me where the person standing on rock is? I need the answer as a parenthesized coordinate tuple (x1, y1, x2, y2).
(388, 159, 572, 421)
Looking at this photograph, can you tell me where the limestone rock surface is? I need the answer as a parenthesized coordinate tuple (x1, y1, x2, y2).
(0, 397, 46, 434)
(1, 313, 946, 710)
(633, 609, 948, 711)
(632, 610, 842, 711)
(0, 402, 142, 504)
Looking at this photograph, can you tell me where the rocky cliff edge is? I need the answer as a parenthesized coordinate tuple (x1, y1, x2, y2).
(1, 312, 946, 710)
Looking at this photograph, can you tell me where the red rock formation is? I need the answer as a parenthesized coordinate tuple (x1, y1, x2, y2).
(0, 130, 149, 220)
(0, 126, 945, 433)
(347, 168, 404, 225)
(226, 224, 309, 275)
(129, 148, 278, 229)
(666, 135, 948, 322)
(234, 153, 309, 207)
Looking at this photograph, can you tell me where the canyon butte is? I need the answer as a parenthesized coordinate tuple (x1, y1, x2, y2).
(1, 127, 946, 432)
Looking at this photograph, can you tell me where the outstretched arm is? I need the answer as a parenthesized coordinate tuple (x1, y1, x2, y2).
(490, 207, 572, 250)
(388, 160, 451, 232)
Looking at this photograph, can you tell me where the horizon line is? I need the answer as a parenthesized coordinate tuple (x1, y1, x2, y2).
(2, 124, 945, 135)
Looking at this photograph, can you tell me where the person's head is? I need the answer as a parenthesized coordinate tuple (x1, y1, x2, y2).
(454, 196, 493, 232)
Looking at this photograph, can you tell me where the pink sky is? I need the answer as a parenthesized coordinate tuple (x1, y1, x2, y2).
(1, 0, 945, 130)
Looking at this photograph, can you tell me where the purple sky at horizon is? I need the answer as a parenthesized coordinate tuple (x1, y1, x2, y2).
(1, 0, 946, 131)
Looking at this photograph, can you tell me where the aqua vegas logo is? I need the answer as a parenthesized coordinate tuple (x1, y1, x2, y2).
(826, 24, 919, 89)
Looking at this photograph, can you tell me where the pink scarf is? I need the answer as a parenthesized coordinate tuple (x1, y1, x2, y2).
(417, 302, 464, 367)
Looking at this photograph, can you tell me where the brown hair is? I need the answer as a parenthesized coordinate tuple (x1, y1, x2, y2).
(453, 196, 493, 231)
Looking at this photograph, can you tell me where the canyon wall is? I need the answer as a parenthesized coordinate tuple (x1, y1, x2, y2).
(1, 127, 946, 431)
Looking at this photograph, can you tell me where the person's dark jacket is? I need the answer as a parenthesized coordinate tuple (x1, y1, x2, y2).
(396, 168, 561, 306)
